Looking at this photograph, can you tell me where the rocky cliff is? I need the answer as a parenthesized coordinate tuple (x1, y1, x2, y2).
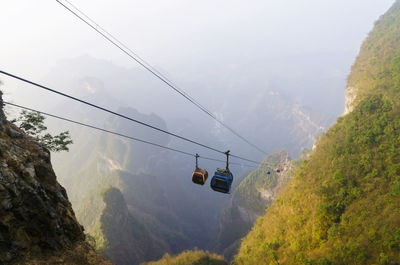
(0, 91, 111, 264)
(343, 86, 357, 115)
(98, 187, 166, 265)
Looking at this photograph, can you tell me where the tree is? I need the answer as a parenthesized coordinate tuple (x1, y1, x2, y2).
(12, 110, 73, 152)
(0, 86, 4, 118)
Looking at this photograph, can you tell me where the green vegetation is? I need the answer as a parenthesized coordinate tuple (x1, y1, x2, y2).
(98, 186, 166, 265)
(216, 151, 299, 260)
(235, 94, 400, 264)
(234, 2, 400, 264)
(235, 151, 294, 213)
(142, 250, 227, 265)
(75, 170, 188, 264)
(12, 110, 73, 152)
(348, 0, 400, 107)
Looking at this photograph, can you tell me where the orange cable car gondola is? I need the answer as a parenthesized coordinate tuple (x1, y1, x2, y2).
(192, 154, 209, 185)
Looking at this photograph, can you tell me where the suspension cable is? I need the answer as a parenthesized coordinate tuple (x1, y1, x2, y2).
(55, 0, 268, 156)
(4, 101, 258, 168)
(0, 70, 265, 165)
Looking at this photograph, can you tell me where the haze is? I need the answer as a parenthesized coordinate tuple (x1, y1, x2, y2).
(0, 0, 395, 162)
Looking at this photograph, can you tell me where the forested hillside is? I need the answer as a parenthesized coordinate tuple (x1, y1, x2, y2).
(216, 151, 305, 260)
(142, 250, 227, 265)
(234, 1, 400, 264)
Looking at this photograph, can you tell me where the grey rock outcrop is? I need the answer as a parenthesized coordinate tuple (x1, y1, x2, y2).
(343, 86, 358, 115)
(0, 90, 4, 119)
(0, 92, 111, 264)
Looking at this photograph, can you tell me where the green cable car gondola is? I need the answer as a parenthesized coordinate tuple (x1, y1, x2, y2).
(192, 154, 209, 185)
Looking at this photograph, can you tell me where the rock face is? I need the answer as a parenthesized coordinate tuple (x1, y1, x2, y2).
(0, 92, 111, 264)
(343, 86, 357, 115)
(0, 90, 4, 119)
(99, 187, 165, 265)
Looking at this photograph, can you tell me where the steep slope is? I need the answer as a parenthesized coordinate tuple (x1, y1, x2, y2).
(217, 151, 306, 260)
(76, 170, 189, 265)
(345, 1, 400, 114)
(98, 187, 165, 265)
(142, 250, 227, 265)
(234, 2, 400, 264)
(0, 93, 110, 264)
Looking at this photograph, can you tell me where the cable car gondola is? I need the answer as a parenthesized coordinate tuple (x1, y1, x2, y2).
(276, 163, 281, 173)
(192, 154, 209, 185)
(211, 151, 233, 193)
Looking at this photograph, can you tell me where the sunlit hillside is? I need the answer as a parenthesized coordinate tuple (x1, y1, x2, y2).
(234, 2, 400, 264)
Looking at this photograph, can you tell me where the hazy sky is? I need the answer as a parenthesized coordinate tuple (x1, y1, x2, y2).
(0, 0, 394, 75)
(0, 0, 396, 162)
(0, 0, 396, 120)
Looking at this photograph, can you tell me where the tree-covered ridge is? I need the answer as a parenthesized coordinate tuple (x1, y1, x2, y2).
(234, 150, 304, 214)
(234, 2, 400, 263)
(216, 151, 305, 260)
(234, 151, 288, 213)
(142, 250, 227, 265)
(235, 94, 400, 264)
(347, 0, 400, 108)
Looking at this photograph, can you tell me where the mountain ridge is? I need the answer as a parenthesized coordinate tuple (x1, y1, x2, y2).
(216, 150, 307, 260)
(234, 1, 400, 264)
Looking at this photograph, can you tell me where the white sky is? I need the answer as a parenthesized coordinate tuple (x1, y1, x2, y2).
(0, 0, 394, 75)
(0, 0, 396, 121)
(0, 0, 396, 161)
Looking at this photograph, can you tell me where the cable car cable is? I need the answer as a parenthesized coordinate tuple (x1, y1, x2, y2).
(55, 0, 268, 156)
(3, 101, 258, 168)
(0, 70, 224, 154)
(0, 70, 264, 165)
